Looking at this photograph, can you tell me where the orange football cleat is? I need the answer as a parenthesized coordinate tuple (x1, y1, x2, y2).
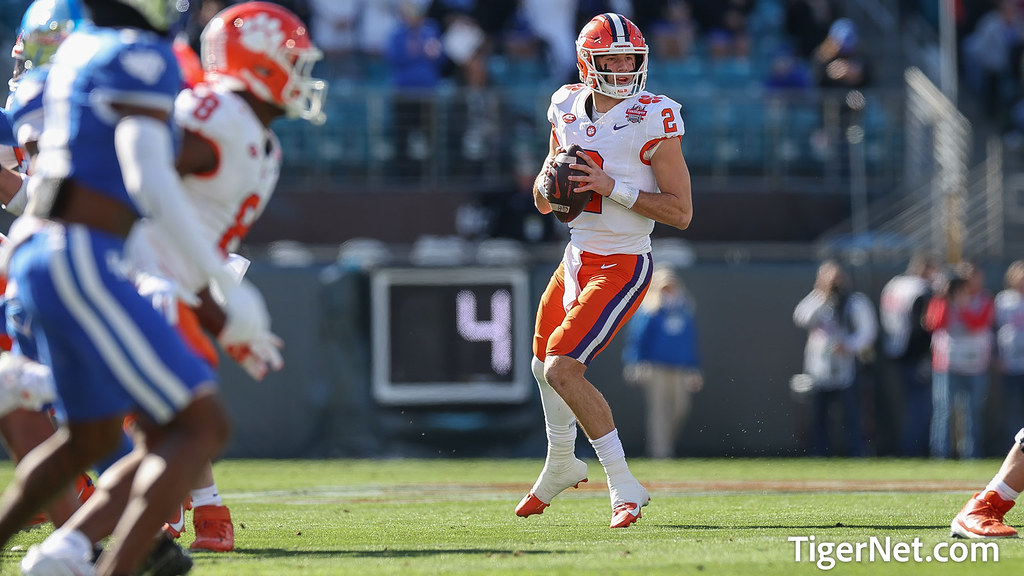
(190, 505, 234, 552)
(610, 502, 643, 528)
(75, 473, 95, 503)
(608, 479, 649, 528)
(951, 491, 1018, 539)
(515, 458, 588, 518)
(514, 493, 552, 517)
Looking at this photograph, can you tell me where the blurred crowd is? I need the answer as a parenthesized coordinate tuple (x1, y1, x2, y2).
(793, 256, 1024, 460)
(906, 0, 1024, 145)
(165, 0, 870, 95)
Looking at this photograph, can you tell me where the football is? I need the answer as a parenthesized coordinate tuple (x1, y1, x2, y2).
(543, 143, 590, 224)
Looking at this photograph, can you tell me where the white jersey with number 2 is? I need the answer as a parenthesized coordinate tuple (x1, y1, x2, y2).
(547, 84, 684, 256)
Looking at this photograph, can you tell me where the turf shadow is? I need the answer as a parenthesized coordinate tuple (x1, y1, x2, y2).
(659, 524, 949, 531)
(227, 548, 571, 559)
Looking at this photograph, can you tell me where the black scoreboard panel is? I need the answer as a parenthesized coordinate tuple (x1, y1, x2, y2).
(370, 268, 532, 405)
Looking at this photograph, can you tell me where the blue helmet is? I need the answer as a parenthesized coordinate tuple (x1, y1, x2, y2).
(15, 0, 84, 69)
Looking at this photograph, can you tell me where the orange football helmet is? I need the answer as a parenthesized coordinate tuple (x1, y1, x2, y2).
(200, 1, 327, 124)
(575, 13, 648, 99)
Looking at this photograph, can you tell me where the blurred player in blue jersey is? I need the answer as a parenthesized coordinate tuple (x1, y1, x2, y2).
(0, 0, 280, 574)
(0, 0, 105, 535)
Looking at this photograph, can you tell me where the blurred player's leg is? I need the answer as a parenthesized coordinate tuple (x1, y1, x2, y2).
(0, 408, 82, 529)
(23, 442, 192, 576)
(96, 391, 230, 575)
(0, 415, 125, 546)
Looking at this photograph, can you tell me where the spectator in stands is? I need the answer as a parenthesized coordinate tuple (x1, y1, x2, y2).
(357, 1, 399, 60)
(812, 17, 870, 90)
(500, 1, 544, 61)
(523, 0, 579, 84)
(621, 266, 704, 459)
(926, 261, 995, 459)
(485, 150, 563, 243)
(386, 0, 444, 180)
(649, 1, 698, 61)
(810, 17, 870, 172)
(996, 260, 1024, 440)
(963, 0, 1022, 126)
(421, 3, 498, 172)
(879, 253, 938, 457)
(309, 0, 361, 78)
(763, 45, 812, 91)
(268, 0, 312, 28)
(793, 260, 878, 457)
(784, 0, 834, 60)
(185, 0, 230, 53)
(692, 0, 753, 61)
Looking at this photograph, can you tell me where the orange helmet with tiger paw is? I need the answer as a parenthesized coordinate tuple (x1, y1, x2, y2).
(200, 1, 327, 124)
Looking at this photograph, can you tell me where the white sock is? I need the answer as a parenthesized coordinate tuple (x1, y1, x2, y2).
(191, 484, 223, 508)
(40, 527, 92, 560)
(544, 422, 578, 465)
(985, 479, 1021, 502)
(590, 428, 632, 486)
(533, 356, 578, 463)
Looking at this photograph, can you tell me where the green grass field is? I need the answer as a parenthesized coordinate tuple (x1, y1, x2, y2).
(1, 458, 1021, 575)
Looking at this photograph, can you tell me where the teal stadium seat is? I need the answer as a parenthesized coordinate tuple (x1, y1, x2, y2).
(710, 58, 757, 90)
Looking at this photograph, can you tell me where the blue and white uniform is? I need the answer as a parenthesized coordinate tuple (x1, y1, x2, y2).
(7, 23, 214, 424)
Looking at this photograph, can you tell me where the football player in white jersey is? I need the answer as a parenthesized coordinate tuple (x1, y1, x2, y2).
(127, 0, 325, 552)
(515, 13, 692, 528)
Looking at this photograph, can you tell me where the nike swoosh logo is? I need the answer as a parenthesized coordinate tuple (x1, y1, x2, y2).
(166, 506, 185, 532)
(624, 505, 640, 517)
(601, 263, 618, 269)
(613, 124, 629, 131)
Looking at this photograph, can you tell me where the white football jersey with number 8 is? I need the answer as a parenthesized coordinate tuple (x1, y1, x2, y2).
(547, 84, 684, 256)
(129, 82, 282, 293)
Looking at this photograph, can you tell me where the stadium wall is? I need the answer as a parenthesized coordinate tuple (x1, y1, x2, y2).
(218, 258, 1012, 460)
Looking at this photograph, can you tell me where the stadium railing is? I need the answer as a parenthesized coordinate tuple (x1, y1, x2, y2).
(274, 85, 905, 196)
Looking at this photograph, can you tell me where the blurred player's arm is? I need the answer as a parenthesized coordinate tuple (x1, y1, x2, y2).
(113, 104, 233, 287)
(113, 104, 272, 348)
(175, 128, 218, 176)
(0, 168, 26, 209)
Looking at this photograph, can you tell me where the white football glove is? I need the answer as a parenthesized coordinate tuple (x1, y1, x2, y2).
(0, 352, 57, 418)
(225, 334, 284, 381)
(214, 278, 284, 381)
(135, 272, 200, 326)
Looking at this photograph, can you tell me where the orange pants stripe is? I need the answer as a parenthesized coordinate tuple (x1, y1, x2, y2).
(533, 250, 653, 365)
